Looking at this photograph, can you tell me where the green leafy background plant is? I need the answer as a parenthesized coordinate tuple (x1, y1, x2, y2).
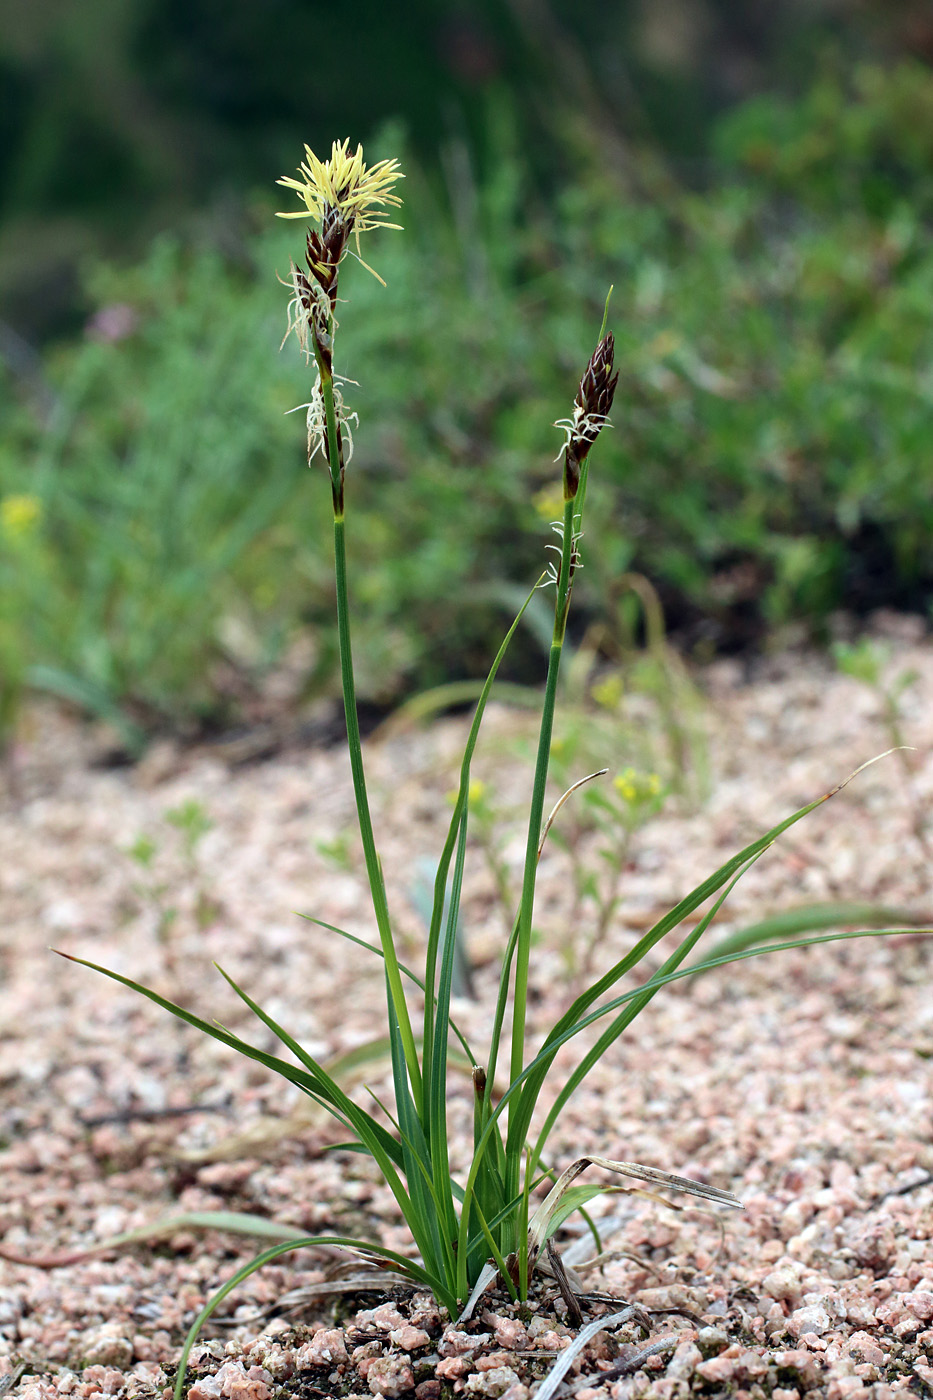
(3, 65, 933, 742)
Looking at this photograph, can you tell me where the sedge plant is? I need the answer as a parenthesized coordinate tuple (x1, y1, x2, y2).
(59, 140, 924, 1390)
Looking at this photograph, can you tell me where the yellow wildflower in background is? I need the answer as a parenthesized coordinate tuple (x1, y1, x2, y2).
(532, 485, 565, 522)
(0, 494, 42, 537)
(445, 778, 488, 808)
(613, 767, 664, 805)
(591, 674, 624, 710)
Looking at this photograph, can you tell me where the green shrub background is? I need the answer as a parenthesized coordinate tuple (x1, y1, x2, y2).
(2, 65, 933, 738)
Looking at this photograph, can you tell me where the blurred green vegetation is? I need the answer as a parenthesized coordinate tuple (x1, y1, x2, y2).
(4, 0, 922, 338)
(2, 63, 933, 743)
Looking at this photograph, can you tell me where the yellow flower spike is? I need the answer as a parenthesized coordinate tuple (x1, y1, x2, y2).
(277, 141, 403, 279)
(276, 140, 403, 229)
(0, 494, 42, 536)
(276, 141, 403, 288)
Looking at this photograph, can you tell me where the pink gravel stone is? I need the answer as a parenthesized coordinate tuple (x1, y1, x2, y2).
(761, 1266, 803, 1304)
(634, 1285, 707, 1312)
(366, 1305, 408, 1332)
(388, 1325, 430, 1351)
(188, 1363, 273, 1400)
(76, 1369, 126, 1397)
(488, 1316, 528, 1350)
(826, 1378, 873, 1399)
(365, 1355, 415, 1397)
(436, 1357, 468, 1380)
(187, 1377, 223, 1400)
(221, 1363, 273, 1400)
(696, 1355, 734, 1383)
(850, 1220, 897, 1271)
(80, 1331, 134, 1370)
(464, 1366, 520, 1396)
(440, 1328, 490, 1356)
(299, 1329, 348, 1366)
(787, 1302, 832, 1337)
(665, 1340, 702, 1379)
(846, 1331, 884, 1367)
(770, 1349, 824, 1389)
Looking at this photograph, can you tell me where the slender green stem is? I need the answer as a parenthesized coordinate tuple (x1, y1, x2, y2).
(506, 497, 577, 1158)
(421, 581, 540, 1094)
(315, 335, 422, 1111)
(483, 907, 520, 1115)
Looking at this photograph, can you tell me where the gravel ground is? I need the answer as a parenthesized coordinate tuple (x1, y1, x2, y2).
(1, 620, 932, 1400)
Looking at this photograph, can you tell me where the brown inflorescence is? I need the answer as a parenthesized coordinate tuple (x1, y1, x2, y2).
(562, 333, 619, 500)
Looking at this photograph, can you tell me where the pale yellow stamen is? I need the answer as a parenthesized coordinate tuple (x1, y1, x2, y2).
(276, 139, 403, 233)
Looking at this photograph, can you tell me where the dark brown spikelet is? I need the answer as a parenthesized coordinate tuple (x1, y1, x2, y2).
(563, 332, 619, 499)
(291, 209, 352, 377)
(290, 214, 353, 493)
(310, 209, 351, 307)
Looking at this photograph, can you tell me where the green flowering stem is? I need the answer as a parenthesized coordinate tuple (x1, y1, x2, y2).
(506, 495, 577, 1184)
(315, 330, 422, 1111)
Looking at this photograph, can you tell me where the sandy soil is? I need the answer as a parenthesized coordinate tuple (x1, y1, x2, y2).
(1, 620, 932, 1400)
